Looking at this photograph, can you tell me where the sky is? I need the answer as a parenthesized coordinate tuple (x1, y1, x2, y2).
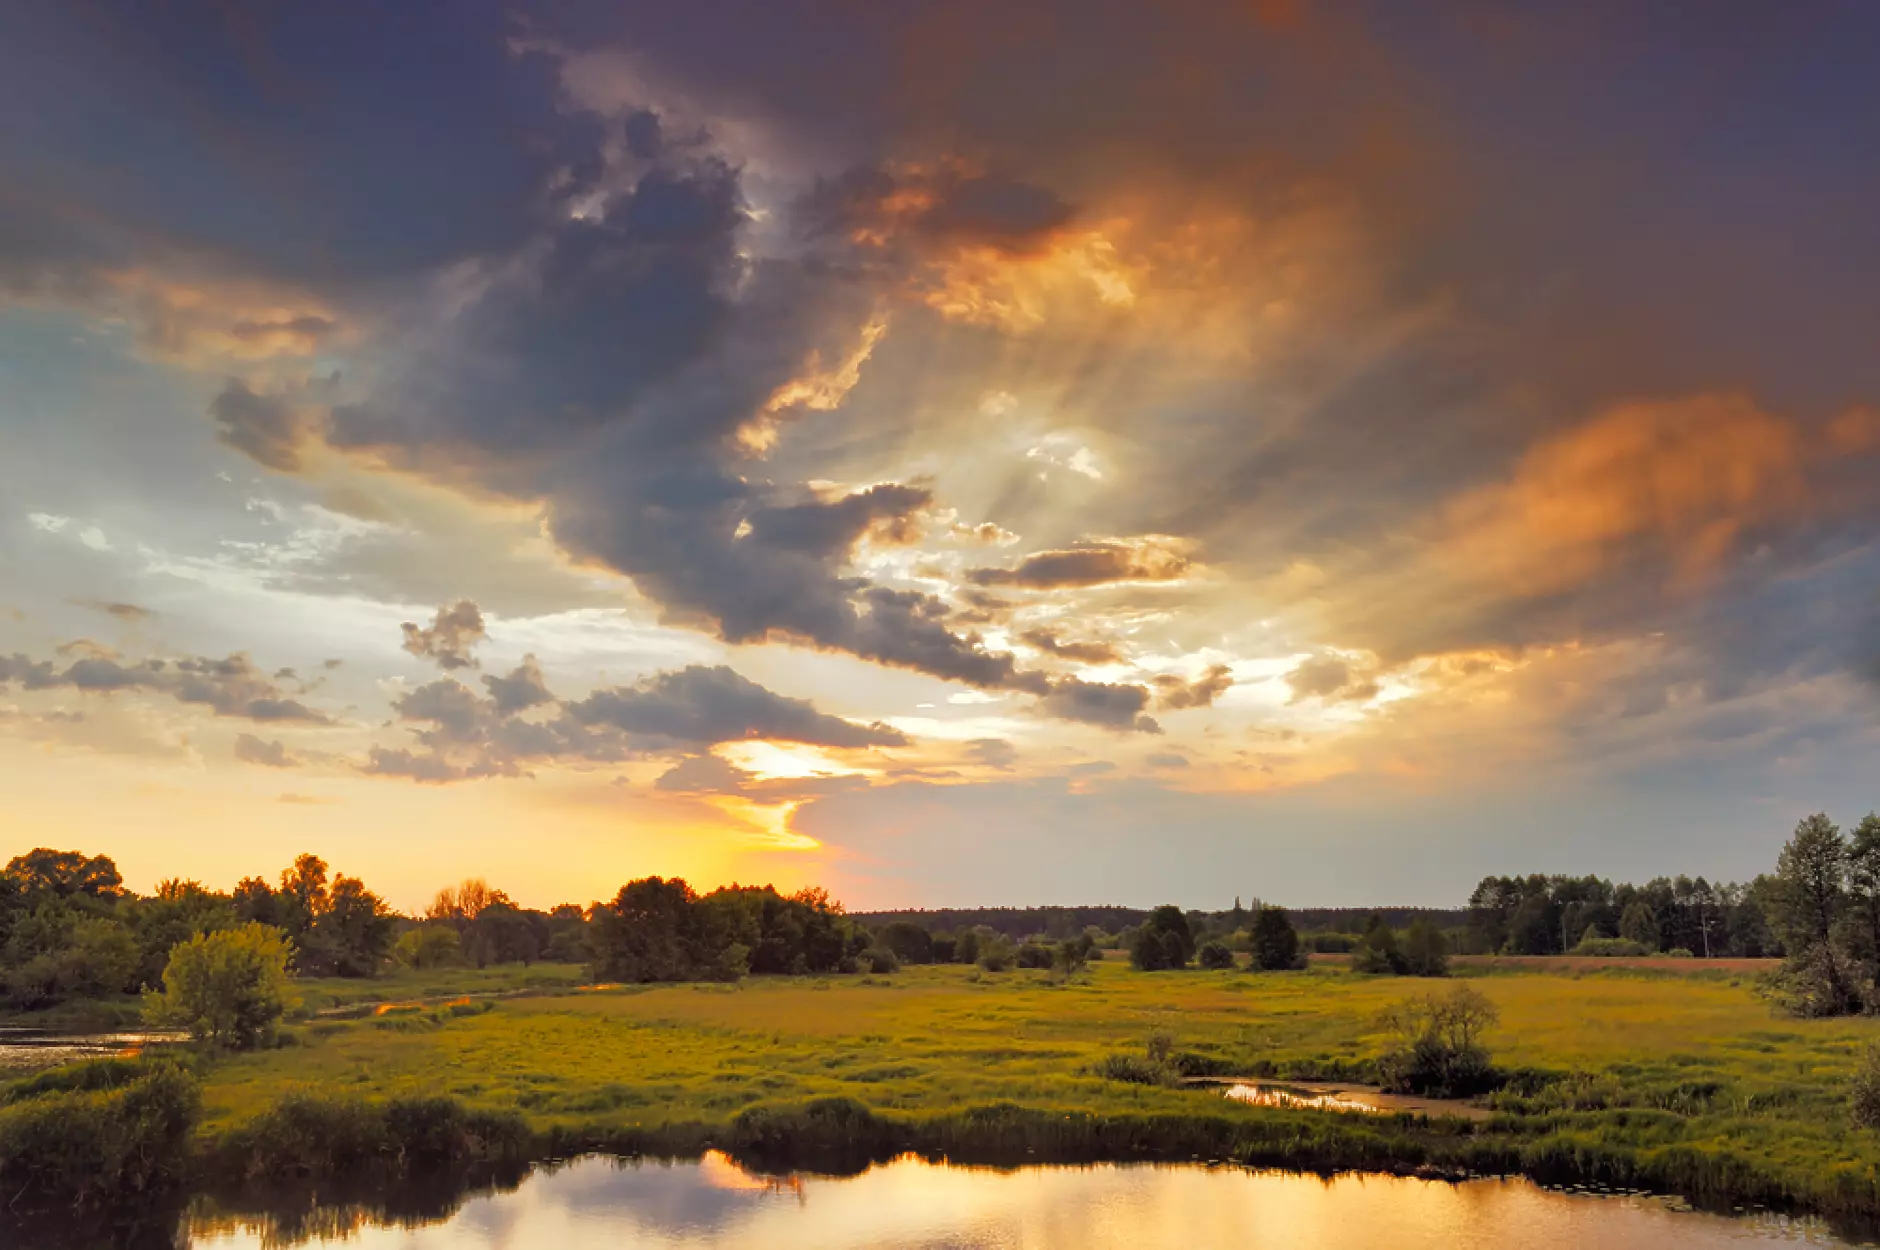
(2, 2, 1877, 913)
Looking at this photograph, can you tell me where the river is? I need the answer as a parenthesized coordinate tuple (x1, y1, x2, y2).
(174, 1153, 1866, 1249)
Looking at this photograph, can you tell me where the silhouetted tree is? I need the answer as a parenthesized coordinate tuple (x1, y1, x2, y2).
(1250, 906, 1301, 970)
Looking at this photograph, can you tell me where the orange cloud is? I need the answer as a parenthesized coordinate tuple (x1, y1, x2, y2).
(1441, 395, 1808, 595)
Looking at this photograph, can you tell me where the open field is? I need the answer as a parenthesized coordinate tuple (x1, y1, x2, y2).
(159, 960, 1880, 1223)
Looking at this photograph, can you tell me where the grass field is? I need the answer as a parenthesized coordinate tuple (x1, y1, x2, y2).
(166, 959, 1880, 1223)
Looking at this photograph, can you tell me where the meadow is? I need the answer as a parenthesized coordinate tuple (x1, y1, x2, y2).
(154, 957, 1880, 1225)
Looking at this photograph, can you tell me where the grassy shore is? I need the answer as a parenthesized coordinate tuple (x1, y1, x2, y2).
(7, 958, 1880, 1232)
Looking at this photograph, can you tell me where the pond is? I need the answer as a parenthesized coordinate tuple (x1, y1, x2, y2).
(0, 1026, 182, 1073)
(173, 1153, 1867, 1249)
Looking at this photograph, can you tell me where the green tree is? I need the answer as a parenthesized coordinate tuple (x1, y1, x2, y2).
(318, 875, 395, 976)
(1131, 904, 1195, 970)
(3, 849, 124, 899)
(1846, 814, 1880, 994)
(1351, 914, 1407, 974)
(146, 922, 297, 1049)
(879, 920, 935, 965)
(1402, 917, 1450, 977)
(394, 923, 462, 969)
(1250, 906, 1301, 970)
(1618, 901, 1661, 951)
(1769, 813, 1856, 1016)
(66, 918, 140, 997)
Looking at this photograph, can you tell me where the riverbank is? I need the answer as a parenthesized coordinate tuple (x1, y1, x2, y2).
(5, 961, 1877, 1234)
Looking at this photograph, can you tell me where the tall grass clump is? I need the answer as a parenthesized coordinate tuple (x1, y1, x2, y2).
(1851, 1042, 1880, 1130)
(216, 1092, 530, 1181)
(0, 1061, 200, 1207)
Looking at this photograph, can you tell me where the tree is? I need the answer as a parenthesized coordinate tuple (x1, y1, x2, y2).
(878, 921, 934, 965)
(1768, 813, 1856, 1016)
(318, 875, 395, 977)
(1351, 914, 1407, 974)
(1197, 940, 1235, 970)
(395, 923, 462, 969)
(588, 877, 707, 983)
(1129, 924, 1177, 971)
(1402, 917, 1450, 977)
(1053, 935, 1093, 977)
(146, 922, 297, 1050)
(427, 878, 514, 969)
(1249, 906, 1301, 970)
(4, 849, 124, 899)
(1133, 904, 1195, 969)
(1847, 814, 1880, 994)
(1618, 901, 1660, 951)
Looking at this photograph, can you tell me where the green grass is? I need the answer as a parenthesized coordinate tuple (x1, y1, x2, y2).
(9, 960, 1880, 1226)
(289, 962, 588, 1016)
(179, 961, 1880, 1220)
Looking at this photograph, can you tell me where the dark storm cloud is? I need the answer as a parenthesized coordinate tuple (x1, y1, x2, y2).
(400, 602, 487, 671)
(800, 166, 1075, 252)
(970, 541, 1190, 589)
(1038, 678, 1160, 734)
(0, 648, 326, 723)
(0, 3, 589, 294)
(566, 665, 907, 750)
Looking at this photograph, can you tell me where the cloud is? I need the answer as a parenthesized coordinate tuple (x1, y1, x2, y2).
(1285, 655, 1380, 705)
(971, 538, 1191, 589)
(1155, 664, 1234, 710)
(801, 165, 1076, 254)
(1038, 677, 1161, 733)
(566, 665, 908, 750)
(234, 734, 296, 768)
(1021, 630, 1123, 664)
(1146, 751, 1191, 769)
(482, 655, 555, 715)
(0, 647, 326, 723)
(965, 737, 1019, 770)
(74, 600, 154, 622)
(652, 752, 870, 801)
(401, 601, 487, 671)
(1440, 396, 1809, 598)
(210, 379, 325, 473)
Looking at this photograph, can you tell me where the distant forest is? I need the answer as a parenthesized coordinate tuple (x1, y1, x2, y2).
(850, 905, 1470, 942)
(6, 810, 1875, 1024)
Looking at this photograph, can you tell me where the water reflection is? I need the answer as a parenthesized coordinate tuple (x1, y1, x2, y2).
(0, 1027, 184, 1073)
(183, 1154, 1869, 1249)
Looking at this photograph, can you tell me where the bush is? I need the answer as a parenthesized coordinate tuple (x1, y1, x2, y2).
(864, 946, 900, 974)
(1571, 935, 1653, 957)
(145, 922, 297, 1050)
(1853, 1043, 1880, 1130)
(878, 921, 934, 965)
(0, 1063, 200, 1208)
(1015, 942, 1055, 969)
(1376, 984, 1502, 1098)
(976, 934, 1016, 972)
(1094, 1054, 1171, 1085)
(1197, 940, 1235, 970)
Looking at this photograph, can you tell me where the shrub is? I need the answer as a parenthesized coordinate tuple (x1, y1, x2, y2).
(1570, 935, 1653, 957)
(1052, 936, 1094, 977)
(1197, 940, 1235, 970)
(1376, 984, 1502, 1098)
(0, 1063, 200, 1208)
(1094, 1054, 1170, 1085)
(1853, 1043, 1880, 1130)
(145, 922, 297, 1050)
(976, 934, 1016, 972)
(864, 946, 900, 974)
(878, 921, 934, 965)
(1015, 942, 1055, 969)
